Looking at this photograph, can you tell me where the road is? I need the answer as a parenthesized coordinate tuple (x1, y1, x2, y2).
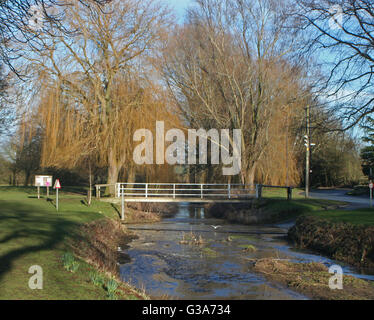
(308, 189, 372, 209)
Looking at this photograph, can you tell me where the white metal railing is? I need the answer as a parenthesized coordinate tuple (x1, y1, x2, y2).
(95, 183, 294, 221)
(115, 183, 256, 200)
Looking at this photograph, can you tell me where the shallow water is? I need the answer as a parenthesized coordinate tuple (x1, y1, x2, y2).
(119, 203, 374, 300)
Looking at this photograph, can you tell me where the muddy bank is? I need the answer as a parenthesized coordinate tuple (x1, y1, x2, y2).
(68, 218, 149, 299)
(68, 218, 137, 277)
(251, 258, 374, 300)
(124, 202, 179, 223)
(288, 216, 374, 268)
(204, 201, 294, 224)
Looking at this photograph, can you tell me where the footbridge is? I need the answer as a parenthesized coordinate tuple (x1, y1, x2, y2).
(95, 183, 293, 221)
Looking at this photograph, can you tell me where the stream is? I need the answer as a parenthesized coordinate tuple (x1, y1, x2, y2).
(119, 203, 374, 300)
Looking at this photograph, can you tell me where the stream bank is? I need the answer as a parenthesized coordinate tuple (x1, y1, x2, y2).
(288, 215, 374, 268)
(251, 258, 374, 300)
(68, 218, 148, 299)
(119, 203, 374, 300)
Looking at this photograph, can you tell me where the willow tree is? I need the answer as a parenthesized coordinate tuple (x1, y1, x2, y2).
(23, 0, 172, 193)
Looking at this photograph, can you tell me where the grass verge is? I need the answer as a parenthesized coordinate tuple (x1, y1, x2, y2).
(0, 186, 147, 300)
(289, 210, 374, 267)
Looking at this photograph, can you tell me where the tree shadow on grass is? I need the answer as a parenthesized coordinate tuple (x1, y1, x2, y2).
(0, 200, 91, 283)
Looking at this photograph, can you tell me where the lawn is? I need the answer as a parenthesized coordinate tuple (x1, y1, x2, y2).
(0, 186, 140, 300)
(262, 186, 305, 199)
(259, 197, 347, 223)
(306, 208, 374, 226)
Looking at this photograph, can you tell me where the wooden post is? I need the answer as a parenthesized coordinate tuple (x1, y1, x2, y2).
(173, 184, 176, 199)
(37, 186, 40, 199)
(201, 184, 203, 199)
(287, 187, 292, 201)
(47, 186, 49, 198)
(256, 184, 263, 199)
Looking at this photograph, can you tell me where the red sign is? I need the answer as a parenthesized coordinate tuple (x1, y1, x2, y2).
(54, 179, 61, 189)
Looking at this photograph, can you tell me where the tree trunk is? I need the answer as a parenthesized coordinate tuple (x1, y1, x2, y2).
(12, 170, 16, 186)
(127, 166, 136, 190)
(24, 170, 31, 186)
(106, 150, 119, 196)
(88, 162, 92, 206)
(247, 162, 258, 191)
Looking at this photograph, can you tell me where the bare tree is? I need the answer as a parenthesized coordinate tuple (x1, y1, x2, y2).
(0, 0, 111, 74)
(295, 0, 374, 128)
(161, 0, 307, 185)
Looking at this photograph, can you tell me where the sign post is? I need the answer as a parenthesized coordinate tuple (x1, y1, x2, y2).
(54, 179, 61, 211)
(370, 182, 373, 208)
(46, 181, 50, 197)
(35, 175, 53, 199)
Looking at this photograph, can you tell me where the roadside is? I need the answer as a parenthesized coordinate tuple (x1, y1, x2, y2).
(0, 186, 148, 300)
(309, 188, 371, 209)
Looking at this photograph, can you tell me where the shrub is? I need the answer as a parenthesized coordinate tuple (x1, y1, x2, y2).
(62, 252, 80, 273)
(106, 278, 119, 294)
(89, 272, 104, 287)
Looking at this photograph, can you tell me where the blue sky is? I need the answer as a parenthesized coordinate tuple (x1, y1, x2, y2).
(165, 0, 193, 20)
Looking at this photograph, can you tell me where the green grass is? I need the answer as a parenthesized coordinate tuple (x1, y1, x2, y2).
(260, 197, 347, 222)
(305, 208, 374, 226)
(262, 187, 304, 200)
(201, 247, 219, 258)
(0, 186, 137, 300)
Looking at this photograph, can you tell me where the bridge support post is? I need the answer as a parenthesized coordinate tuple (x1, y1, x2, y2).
(121, 187, 125, 221)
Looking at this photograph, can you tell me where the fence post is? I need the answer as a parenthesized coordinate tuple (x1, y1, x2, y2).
(96, 185, 100, 199)
(256, 184, 263, 199)
(287, 187, 292, 201)
(173, 184, 176, 199)
(201, 184, 203, 199)
(228, 184, 231, 199)
(121, 187, 125, 221)
(145, 183, 148, 198)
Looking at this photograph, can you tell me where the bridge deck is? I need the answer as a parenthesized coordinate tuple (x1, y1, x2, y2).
(100, 197, 255, 204)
